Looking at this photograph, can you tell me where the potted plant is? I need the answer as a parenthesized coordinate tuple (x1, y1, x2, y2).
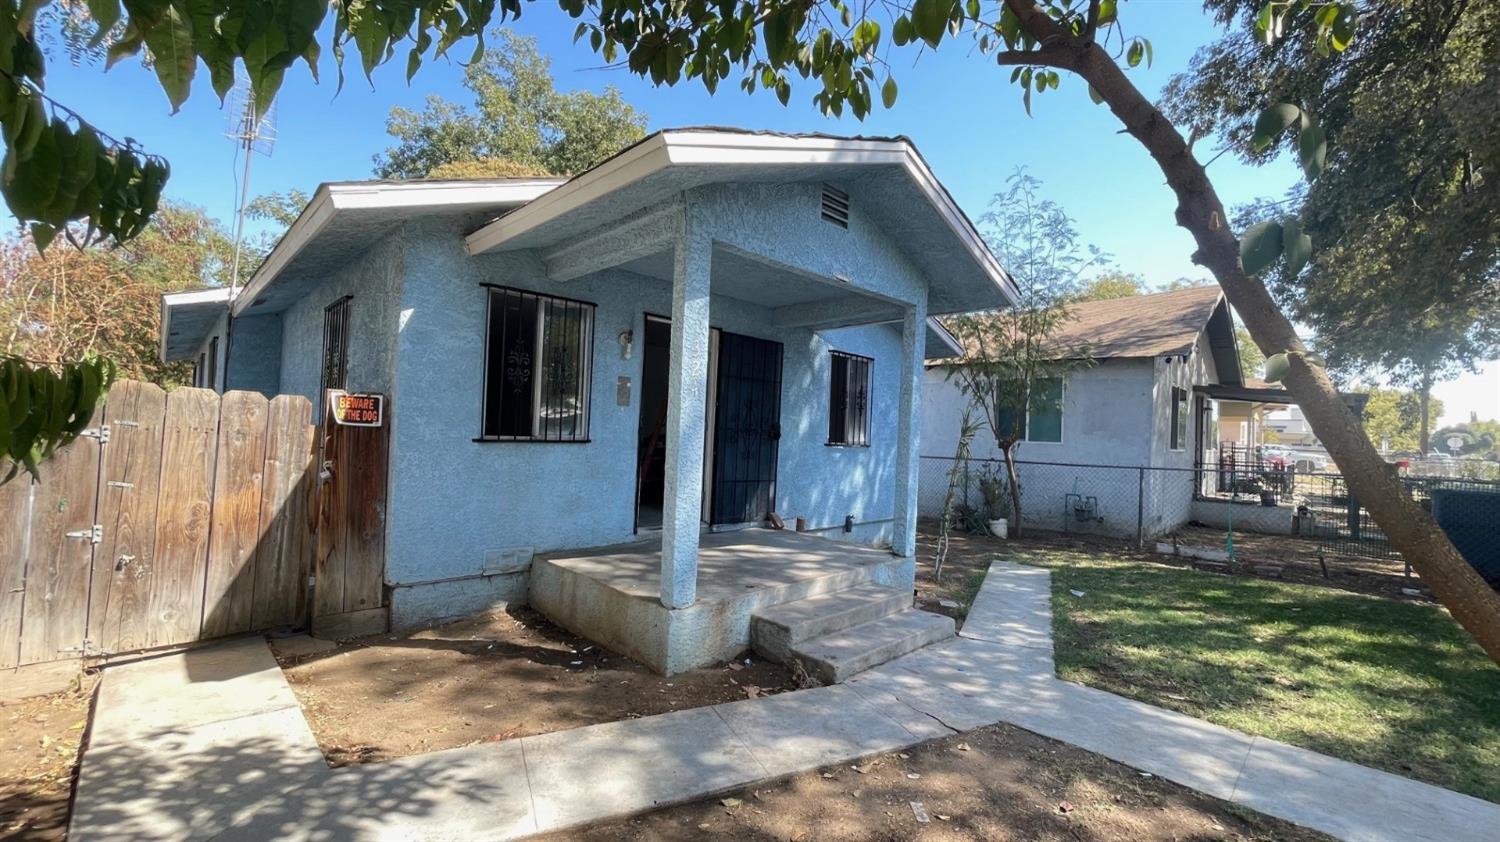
(978, 464, 1009, 538)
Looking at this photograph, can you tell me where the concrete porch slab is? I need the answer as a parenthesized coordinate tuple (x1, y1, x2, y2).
(531, 528, 915, 674)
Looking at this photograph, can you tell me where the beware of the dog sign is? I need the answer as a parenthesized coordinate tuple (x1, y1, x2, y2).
(329, 391, 384, 427)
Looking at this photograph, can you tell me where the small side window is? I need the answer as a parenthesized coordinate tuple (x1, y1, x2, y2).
(828, 351, 872, 446)
(1170, 386, 1188, 450)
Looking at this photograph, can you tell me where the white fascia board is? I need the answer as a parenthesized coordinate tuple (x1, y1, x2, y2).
(927, 317, 964, 358)
(463, 130, 1016, 307)
(231, 180, 563, 317)
(159, 287, 232, 362)
(464, 134, 672, 256)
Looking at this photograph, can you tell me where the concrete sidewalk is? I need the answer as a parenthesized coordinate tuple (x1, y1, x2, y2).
(70, 562, 1500, 841)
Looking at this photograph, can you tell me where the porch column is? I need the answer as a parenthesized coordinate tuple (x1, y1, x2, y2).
(891, 300, 926, 557)
(660, 219, 712, 609)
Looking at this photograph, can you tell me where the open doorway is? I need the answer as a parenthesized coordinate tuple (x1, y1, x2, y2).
(634, 316, 720, 531)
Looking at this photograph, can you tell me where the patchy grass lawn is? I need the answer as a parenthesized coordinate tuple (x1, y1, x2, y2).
(919, 526, 1500, 805)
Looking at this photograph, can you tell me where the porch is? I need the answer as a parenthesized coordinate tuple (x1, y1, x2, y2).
(530, 529, 915, 675)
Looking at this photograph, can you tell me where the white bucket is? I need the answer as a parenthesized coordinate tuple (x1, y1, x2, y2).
(988, 518, 1008, 539)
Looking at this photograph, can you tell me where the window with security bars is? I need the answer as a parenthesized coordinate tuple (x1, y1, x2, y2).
(480, 285, 595, 442)
(320, 296, 352, 402)
(828, 351, 872, 446)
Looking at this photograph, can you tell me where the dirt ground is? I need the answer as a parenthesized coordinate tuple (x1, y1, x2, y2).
(278, 606, 801, 765)
(0, 675, 96, 842)
(542, 720, 1329, 842)
(914, 521, 1430, 608)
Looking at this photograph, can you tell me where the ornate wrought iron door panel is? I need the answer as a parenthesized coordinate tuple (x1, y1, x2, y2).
(710, 331, 784, 526)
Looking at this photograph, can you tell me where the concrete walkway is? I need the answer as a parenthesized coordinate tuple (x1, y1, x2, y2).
(71, 563, 1500, 841)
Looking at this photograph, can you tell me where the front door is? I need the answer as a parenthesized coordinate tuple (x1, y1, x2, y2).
(709, 331, 784, 526)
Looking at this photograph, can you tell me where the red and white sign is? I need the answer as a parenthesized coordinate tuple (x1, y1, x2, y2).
(328, 391, 384, 427)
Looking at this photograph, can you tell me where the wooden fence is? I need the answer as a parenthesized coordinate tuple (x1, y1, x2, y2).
(0, 381, 349, 670)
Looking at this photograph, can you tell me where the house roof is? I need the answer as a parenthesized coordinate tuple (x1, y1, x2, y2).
(464, 128, 1017, 315)
(936, 285, 1246, 387)
(159, 287, 232, 362)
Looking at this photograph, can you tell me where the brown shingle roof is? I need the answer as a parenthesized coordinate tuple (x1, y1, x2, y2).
(1049, 285, 1223, 359)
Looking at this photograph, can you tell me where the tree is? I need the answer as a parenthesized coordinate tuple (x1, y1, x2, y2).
(1429, 423, 1495, 459)
(246, 189, 310, 229)
(1075, 270, 1146, 301)
(2, 0, 1496, 662)
(372, 30, 646, 179)
(1, 202, 235, 385)
(425, 157, 557, 180)
(946, 172, 1099, 537)
(1362, 387, 1444, 454)
(1168, 1, 1500, 455)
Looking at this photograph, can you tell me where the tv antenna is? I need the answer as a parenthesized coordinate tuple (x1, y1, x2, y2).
(226, 71, 277, 299)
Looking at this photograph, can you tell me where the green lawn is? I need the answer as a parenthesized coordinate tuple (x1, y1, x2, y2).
(999, 544, 1500, 805)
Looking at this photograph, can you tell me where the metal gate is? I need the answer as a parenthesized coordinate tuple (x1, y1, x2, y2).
(709, 332, 783, 526)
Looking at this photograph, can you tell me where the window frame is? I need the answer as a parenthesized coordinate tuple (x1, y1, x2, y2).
(826, 350, 873, 447)
(477, 284, 597, 444)
(206, 336, 219, 391)
(1170, 386, 1189, 451)
(994, 376, 1065, 444)
(320, 295, 352, 405)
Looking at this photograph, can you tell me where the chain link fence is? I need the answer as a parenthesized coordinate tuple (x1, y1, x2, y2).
(918, 455, 1500, 589)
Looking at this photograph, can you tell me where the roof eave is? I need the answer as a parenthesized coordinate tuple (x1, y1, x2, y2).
(463, 130, 1017, 308)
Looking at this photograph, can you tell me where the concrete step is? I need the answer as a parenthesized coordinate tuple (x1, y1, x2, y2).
(790, 609, 956, 684)
(750, 584, 911, 662)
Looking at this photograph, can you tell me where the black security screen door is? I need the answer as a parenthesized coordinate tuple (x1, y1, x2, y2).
(710, 332, 784, 526)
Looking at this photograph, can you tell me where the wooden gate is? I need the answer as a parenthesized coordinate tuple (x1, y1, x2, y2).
(311, 393, 390, 639)
(0, 380, 322, 670)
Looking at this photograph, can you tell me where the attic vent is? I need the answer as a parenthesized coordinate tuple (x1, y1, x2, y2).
(820, 184, 850, 228)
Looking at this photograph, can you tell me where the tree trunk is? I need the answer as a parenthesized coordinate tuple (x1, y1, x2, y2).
(1002, 444, 1023, 538)
(1418, 371, 1434, 455)
(1003, 3, 1500, 663)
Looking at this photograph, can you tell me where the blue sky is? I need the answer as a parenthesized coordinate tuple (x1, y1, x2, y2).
(22, 3, 1498, 425)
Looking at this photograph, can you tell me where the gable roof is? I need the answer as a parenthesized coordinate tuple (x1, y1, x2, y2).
(464, 128, 1017, 314)
(1055, 285, 1224, 359)
(937, 285, 1246, 386)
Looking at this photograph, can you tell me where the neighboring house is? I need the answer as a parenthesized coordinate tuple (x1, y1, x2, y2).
(919, 286, 1250, 537)
(1265, 404, 1318, 447)
(158, 129, 1013, 676)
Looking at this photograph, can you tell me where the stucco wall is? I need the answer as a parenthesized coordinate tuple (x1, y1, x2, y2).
(277, 232, 406, 415)
(225, 313, 283, 397)
(918, 359, 1156, 537)
(384, 206, 924, 618)
(1145, 333, 1220, 533)
(187, 311, 230, 392)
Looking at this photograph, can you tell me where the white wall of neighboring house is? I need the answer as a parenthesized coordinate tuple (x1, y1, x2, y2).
(919, 340, 1220, 539)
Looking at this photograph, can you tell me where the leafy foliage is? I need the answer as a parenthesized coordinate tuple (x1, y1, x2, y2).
(1170, 0, 1500, 390)
(424, 156, 557, 180)
(944, 172, 1099, 534)
(1, 202, 239, 385)
(0, 352, 114, 482)
(246, 188, 309, 229)
(1362, 387, 1445, 455)
(373, 30, 645, 179)
(1074, 270, 1147, 302)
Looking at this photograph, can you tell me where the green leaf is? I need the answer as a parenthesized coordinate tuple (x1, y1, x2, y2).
(84, 0, 121, 45)
(1298, 124, 1327, 180)
(1263, 352, 1290, 384)
(29, 221, 56, 251)
(892, 15, 912, 46)
(1251, 103, 1301, 153)
(1330, 5, 1356, 51)
(1126, 41, 1142, 67)
(911, 0, 953, 48)
(1239, 220, 1283, 275)
(141, 3, 196, 112)
(881, 75, 897, 108)
(1282, 215, 1312, 275)
(1087, 84, 1103, 105)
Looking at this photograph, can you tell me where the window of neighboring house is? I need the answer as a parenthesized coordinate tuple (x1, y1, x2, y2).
(993, 377, 1064, 443)
(827, 351, 872, 446)
(320, 296, 352, 405)
(1170, 386, 1189, 450)
(206, 336, 219, 390)
(480, 286, 595, 442)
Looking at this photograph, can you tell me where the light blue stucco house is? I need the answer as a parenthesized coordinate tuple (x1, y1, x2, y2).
(159, 129, 1016, 676)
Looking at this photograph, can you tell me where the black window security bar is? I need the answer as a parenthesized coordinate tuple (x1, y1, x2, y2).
(320, 296, 352, 399)
(480, 285, 595, 442)
(828, 350, 872, 447)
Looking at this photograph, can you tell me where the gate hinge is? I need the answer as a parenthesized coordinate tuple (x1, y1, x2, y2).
(80, 425, 111, 444)
(66, 524, 103, 544)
